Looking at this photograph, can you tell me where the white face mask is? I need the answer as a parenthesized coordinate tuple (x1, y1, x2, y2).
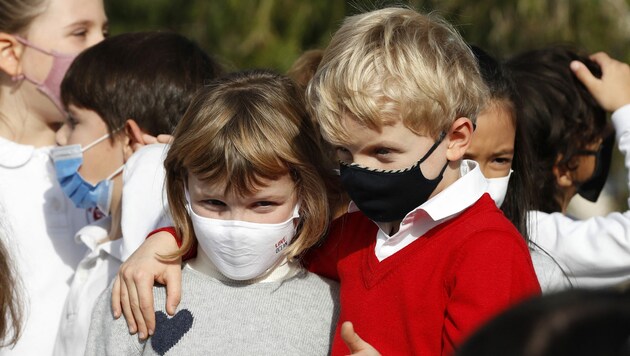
(186, 194, 300, 281)
(486, 170, 513, 208)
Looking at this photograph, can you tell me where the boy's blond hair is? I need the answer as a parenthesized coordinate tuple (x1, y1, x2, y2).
(307, 7, 488, 143)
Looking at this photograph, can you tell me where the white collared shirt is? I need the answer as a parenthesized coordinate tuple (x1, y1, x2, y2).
(347, 160, 488, 261)
(0, 138, 88, 356)
(53, 217, 120, 356)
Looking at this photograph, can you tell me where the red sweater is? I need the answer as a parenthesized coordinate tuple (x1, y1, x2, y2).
(305, 194, 541, 355)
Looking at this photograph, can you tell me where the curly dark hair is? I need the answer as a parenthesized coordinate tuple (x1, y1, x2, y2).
(506, 46, 607, 213)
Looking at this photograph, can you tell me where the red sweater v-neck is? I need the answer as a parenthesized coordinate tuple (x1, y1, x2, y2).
(306, 194, 541, 355)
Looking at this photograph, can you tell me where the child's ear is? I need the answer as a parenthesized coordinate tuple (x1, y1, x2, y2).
(553, 155, 575, 188)
(0, 33, 24, 78)
(445, 117, 474, 161)
(124, 119, 146, 159)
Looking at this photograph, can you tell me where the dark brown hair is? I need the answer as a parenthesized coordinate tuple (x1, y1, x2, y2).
(61, 31, 224, 138)
(456, 288, 630, 356)
(506, 46, 607, 213)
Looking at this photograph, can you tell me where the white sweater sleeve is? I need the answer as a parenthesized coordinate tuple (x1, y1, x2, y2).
(530, 104, 630, 288)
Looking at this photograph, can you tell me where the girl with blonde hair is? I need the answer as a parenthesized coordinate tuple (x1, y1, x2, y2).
(87, 69, 340, 355)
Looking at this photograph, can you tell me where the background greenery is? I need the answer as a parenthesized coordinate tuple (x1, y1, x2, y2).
(106, 0, 630, 214)
(106, 0, 630, 71)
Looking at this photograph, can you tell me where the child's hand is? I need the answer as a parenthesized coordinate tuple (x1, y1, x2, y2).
(341, 321, 381, 356)
(111, 231, 182, 340)
(132, 134, 174, 152)
(570, 52, 630, 112)
(142, 133, 174, 145)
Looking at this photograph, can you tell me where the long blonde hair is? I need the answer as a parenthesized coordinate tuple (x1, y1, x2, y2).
(165, 69, 340, 260)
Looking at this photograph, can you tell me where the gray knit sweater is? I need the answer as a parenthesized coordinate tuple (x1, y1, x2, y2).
(85, 267, 340, 355)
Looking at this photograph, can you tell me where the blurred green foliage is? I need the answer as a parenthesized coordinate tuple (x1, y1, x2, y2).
(106, 0, 630, 71)
(106, 0, 345, 71)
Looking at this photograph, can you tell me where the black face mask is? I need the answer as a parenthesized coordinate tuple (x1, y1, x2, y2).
(577, 130, 615, 202)
(340, 132, 448, 222)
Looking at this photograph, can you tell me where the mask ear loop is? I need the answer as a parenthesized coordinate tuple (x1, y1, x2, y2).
(105, 165, 124, 181)
(418, 131, 447, 164)
(11, 35, 54, 85)
(291, 203, 300, 219)
(81, 133, 110, 152)
(89, 127, 127, 180)
(13, 35, 55, 56)
(81, 126, 125, 153)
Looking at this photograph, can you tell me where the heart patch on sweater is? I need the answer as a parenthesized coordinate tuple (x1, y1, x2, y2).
(151, 309, 193, 355)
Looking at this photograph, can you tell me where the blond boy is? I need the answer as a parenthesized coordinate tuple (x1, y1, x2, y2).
(304, 7, 540, 355)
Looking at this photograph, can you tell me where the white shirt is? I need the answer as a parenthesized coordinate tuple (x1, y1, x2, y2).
(529, 104, 630, 289)
(53, 144, 171, 356)
(346, 160, 488, 261)
(0, 138, 88, 356)
(52, 218, 118, 356)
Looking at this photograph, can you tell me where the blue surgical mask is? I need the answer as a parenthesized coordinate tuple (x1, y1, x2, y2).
(51, 133, 123, 216)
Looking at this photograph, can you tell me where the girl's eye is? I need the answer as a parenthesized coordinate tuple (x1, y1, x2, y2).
(492, 157, 513, 165)
(72, 29, 88, 37)
(202, 199, 226, 207)
(254, 201, 276, 208)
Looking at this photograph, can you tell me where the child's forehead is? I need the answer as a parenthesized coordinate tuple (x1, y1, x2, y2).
(326, 113, 431, 147)
(188, 171, 296, 200)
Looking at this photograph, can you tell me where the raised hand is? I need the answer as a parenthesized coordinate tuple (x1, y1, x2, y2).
(571, 52, 630, 112)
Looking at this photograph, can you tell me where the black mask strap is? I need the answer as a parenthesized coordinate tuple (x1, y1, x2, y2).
(419, 131, 447, 164)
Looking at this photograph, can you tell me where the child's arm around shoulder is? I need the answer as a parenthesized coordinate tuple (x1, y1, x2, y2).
(112, 229, 182, 340)
(443, 227, 541, 352)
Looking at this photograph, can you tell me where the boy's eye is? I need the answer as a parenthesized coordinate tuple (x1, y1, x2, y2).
(374, 147, 392, 156)
(66, 116, 78, 129)
(336, 147, 353, 162)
